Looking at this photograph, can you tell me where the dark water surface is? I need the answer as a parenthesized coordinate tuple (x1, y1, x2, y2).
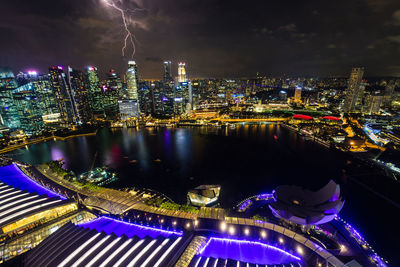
(7, 125, 399, 264)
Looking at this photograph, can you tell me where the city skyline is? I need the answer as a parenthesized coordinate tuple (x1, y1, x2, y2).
(1, 0, 400, 78)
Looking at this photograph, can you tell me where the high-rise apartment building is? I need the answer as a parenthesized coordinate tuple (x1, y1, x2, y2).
(0, 67, 20, 129)
(343, 67, 365, 113)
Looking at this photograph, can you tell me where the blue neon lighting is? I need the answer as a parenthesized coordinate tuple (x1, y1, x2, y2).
(0, 164, 65, 199)
(78, 217, 183, 238)
(199, 237, 301, 265)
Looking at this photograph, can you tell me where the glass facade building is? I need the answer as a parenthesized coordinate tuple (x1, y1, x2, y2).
(49, 66, 76, 125)
(13, 83, 44, 136)
(86, 66, 103, 115)
(67, 67, 92, 124)
(0, 68, 20, 129)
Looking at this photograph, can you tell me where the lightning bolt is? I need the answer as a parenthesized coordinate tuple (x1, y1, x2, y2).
(102, 0, 142, 59)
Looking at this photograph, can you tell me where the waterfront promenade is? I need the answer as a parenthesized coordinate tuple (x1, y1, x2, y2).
(33, 164, 198, 219)
(0, 132, 97, 154)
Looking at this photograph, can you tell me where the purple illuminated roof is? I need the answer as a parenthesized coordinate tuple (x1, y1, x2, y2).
(0, 164, 65, 199)
(199, 237, 301, 265)
(78, 217, 182, 238)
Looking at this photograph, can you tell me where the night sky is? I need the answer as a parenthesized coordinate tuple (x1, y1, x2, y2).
(1, 0, 400, 78)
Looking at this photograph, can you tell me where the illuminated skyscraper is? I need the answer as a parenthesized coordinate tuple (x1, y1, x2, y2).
(294, 86, 302, 102)
(49, 66, 76, 125)
(67, 67, 92, 124)
(343, 67, 364, 113)
(174, 80, 192, 114)
(102, 84, 119, 120)
(22, 72, 59, 124)
(86, 66, 103, 115)
(125, 61, 140, 116)
(13, 83, 44, 135)
(126, 61, 139, 100)
(0, 67, 20, 129)
(163, 61, 172, 82)
(177, 62, 187, 83)
(138, 81, 154, 115)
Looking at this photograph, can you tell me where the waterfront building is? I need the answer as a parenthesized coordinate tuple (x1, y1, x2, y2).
(0, 164, 95, 263)
(86, 66, 103, 116)
(49, 66, 77, 125)
(343, 67, 365, 113)
(118, 99, 139, 119)
(177, 62, 187, 83)
(0, 67, 20, 129)
(13, 83, 44, 135)
(269, 180, 344, 225)
(67, 67, 92, 124)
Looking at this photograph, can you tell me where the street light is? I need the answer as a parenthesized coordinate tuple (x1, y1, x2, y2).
(244, 228, 250, 236)
(220, 222, 227, 232)
(228, 226, 235, 235)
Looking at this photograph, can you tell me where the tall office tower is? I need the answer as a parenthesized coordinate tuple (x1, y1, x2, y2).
(86, 66, 103, 116)
(67, 67, 92, 124)
(383, 80, 396, 108)
(31, 74, 60, 123)
(343, 67, 365, 113)
(125, 61, 140, 116)
(126, 61, 139, 100)
(177, 62, 187, 83)
(138, 81, 154, 115)
(163, 61, 172, 82)
(174, 80, 192, 114)
(0, 67, 20, 129)
(294, 86, 302, 102)
(106, 69, 123, 93)
(49, 66, 76, 125)
(13, 83, 44, 136)
(152, 81, 174, 116)
(102, 84, 119, 120)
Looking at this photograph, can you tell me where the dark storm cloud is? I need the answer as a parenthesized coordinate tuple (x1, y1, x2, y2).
(1, 0, 400, 78)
